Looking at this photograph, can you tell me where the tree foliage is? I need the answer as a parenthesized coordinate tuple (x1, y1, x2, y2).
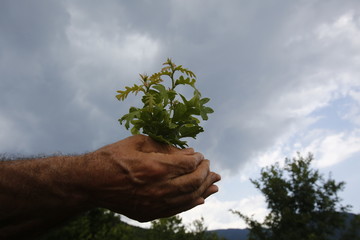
(150, 215, 224, 240)
(149, 215, 188, 240)
(116, 58, 214, 148)
(232, 153, 352, 240)
(40, 209, 224, 240)
(39, 208, 145, 240)
(340, 214, 360, 240)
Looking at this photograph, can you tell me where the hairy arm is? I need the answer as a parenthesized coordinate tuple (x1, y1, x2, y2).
(0, 154, 92, 239)
(0, 135, 220, 239)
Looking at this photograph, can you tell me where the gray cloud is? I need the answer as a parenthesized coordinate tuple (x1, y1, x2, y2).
(1, 0, 360, 174)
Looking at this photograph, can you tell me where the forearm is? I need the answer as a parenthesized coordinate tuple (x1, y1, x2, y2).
(0, 155, 91, 239)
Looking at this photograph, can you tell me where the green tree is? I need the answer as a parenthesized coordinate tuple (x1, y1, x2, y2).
(39, 208, 145, 240)
(149, 215, 224, 240)
(39, 209, 223, 240)
(232, 153, 351, 240)
(188, 217, 226, 240)
(149, 215, 188, 240)
(340, 214, 360, 240)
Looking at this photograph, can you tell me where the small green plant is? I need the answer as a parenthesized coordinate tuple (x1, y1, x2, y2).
(116, 58, 213, 148)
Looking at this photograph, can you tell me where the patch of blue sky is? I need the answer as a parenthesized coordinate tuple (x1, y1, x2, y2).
(309, 94, 358, 132)
(321, 151, 360, 212)
(266, 94, 359, 161)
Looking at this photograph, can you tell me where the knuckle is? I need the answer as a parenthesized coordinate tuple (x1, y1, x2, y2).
(133, 163, 166, 183)
(193, 175, 204, 188)
(184, 175, 203, 193)
(182, 148, 195, 154)
(184, 159, 197, 172)
(202, 159, 210, 167)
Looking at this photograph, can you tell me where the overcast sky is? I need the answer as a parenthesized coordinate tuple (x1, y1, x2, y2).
(1, 0, 360, 230)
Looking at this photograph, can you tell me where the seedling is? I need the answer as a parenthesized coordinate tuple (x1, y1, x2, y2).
(116, 58, 213, 148)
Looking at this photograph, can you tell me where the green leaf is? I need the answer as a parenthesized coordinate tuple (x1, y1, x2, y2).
(153, 84, 169, 106)
(143, 92, 156, 108)
(179, 124, 203, 138)
(172, 102, 187, 122)
(174, 65, 196, 78)
(175, 76, 196, 87)
(116, 84, 144, 101)
(168, 90, 177, 102)
(199, 106, 214, 120)
(119, 107, 140, 129)
(200, 97, 210, 105)
(130, 126, 140, 135)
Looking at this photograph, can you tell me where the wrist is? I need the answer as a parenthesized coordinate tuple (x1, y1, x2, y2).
(74, 148, 136, 212)
(55, 154, 95, 211)
(35, 155, 92, 212)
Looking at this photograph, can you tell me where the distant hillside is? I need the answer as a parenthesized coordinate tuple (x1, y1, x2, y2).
(208, 212, 360, 240)
(209, 228, 249, 240)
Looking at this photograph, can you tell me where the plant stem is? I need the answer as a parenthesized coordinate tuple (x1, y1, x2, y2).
(169, 69, 176, 118)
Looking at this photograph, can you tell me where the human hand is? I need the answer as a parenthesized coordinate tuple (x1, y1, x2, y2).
(81, 135, 221, 222)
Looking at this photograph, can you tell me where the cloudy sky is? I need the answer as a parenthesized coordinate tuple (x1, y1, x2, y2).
(1, 0, 360, 230)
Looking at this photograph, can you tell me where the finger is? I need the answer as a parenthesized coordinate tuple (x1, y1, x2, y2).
(166, 166, 220, 206)
(170, 159, 210, 194)
(201, 172, 221, 199)
(139, 151, 205, 177)
(164, 152, 204, 173)
(210, 172, 221, 183)
(168, 183, 220, 216)
(202, 184, 219, 199)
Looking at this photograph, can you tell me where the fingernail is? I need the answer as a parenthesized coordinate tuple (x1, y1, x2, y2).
(196, 152, 204, 160)
(217, 173, 221, 181)
(212, 172, 221, 182)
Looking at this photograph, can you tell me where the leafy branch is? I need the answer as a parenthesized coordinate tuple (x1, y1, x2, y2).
(116, 58, 213, 148)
